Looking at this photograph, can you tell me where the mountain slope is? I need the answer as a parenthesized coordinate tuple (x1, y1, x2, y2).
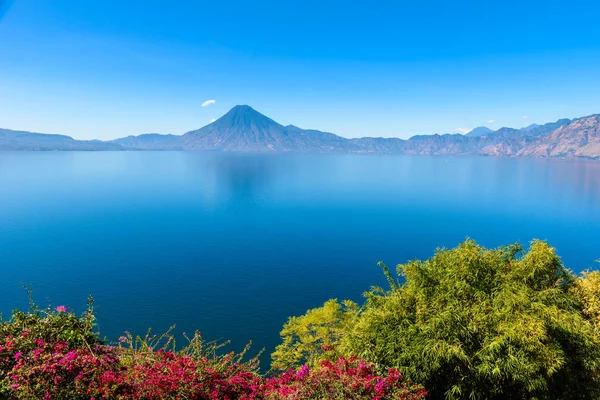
(517, 115, 600, 159)
(284, 125, 361, 152)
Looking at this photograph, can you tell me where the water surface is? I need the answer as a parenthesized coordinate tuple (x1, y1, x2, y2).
(1, 152, 599, 366)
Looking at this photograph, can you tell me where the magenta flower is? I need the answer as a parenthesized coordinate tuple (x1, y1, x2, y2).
(14, 351, 23, 360)
(297, 365, 310, 378)
(55, 305, 67, 313)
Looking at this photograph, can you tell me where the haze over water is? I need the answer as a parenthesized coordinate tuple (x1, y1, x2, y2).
(1, 152, 599, 365)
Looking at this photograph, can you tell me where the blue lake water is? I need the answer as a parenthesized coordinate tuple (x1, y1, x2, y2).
(1, 152, 599, 367)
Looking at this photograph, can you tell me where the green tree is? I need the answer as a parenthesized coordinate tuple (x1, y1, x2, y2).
(572, 268, 600, 332)
(271, 299, 358, 371)
(274, 240, 600, 399)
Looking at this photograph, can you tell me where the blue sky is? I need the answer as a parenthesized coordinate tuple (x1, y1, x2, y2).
(1, 0, 599, 140)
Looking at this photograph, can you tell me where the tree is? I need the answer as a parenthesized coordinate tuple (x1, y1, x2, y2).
(572, 268, 600, 331)
(273, 240, 600, 399)
(271, 299, 358, 371)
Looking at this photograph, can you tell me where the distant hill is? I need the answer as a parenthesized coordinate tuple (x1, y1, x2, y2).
(111, 133, 183, 150)
(465, 126, 494, 137)
(0, 128, 123, 151)
(1, 107, 598, 159)
(520, 123, 540, 131)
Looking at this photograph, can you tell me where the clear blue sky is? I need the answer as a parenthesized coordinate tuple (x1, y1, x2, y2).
(1, 0, 599, 140)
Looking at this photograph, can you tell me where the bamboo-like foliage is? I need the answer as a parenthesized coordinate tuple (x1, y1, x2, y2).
(273, 240, 600, 399)
(573, 269, 600, 332)
(271, 299, 359, 371)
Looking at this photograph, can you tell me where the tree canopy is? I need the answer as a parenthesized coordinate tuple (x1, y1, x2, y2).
(273, 240, 600, 399)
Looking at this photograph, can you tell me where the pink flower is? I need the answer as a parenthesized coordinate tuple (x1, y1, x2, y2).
(55, 305, 67, 313)
(297, 365, 310, 378)
(33, 348, 43, 360)
(14, 351, 23, 360)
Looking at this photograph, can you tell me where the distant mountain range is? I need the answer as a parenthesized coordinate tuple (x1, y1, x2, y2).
(0, 128, 122, 151)
(2, 105, 599, 159)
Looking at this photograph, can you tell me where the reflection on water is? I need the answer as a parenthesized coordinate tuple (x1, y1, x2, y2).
(202, 153, 282, 203)
(0, 152, 599, 368)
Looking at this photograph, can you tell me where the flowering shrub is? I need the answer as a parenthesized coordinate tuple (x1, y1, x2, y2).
(97, 348, 263, 399)
(5, 340, 123, 399)
(5, 338, 262, 399)
(0, 294, 101, 398)
(0, 299, 425, 399)
(261, 357, 427, 399)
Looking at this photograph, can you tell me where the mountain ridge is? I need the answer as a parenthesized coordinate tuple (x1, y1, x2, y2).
(0, 128, 123, 151)
(2, 107, 599, 159)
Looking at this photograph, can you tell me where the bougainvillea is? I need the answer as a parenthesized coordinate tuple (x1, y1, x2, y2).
(261, 357, 427, 399)
(0, 301, 425, 399)
(6, 340, 124, 399)
(2, 341, 424, 399)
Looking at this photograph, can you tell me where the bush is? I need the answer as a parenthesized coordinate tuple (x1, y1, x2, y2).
(0, 299, 424, 399)
(5, 340, 122, 399)
(0, 294, 102, 398)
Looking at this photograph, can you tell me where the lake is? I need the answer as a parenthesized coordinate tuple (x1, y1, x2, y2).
(1, 152, 599, 367)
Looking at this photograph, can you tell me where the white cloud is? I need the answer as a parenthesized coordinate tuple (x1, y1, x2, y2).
(487, 119, 496, 124)
(210, 118, 216, 123)
(455, 128, 470, 134)
(521, 116, 528, 120)
(202, 99, 216, 107)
